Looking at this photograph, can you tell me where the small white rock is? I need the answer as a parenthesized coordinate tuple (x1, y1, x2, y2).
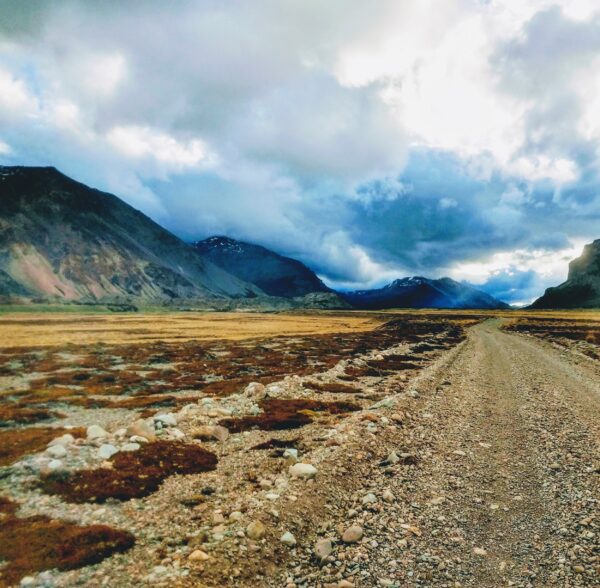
(154, 413, 177, 427)
(121, 442, 141, 452)
(97, 444, 118, 460)
(48, 434, 74, 447)
(47, 459, 63, 470)
(289, 463, 317, 479)
(86, 424, 108, 440)
(46, 444, 67, 459)
(280, 531, 296, 546)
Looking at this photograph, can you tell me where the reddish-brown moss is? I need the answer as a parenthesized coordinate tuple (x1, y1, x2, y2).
(40, 441, 218, 503)
(0, 405, 64, 426)
(307, 381, 360, 394)
(219, 397, 359, 433)
(0, 511, 134, 586)
(0, 427, 85, 467)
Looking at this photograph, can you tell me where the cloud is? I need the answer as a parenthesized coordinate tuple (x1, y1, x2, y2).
(0, 0, 599, 303)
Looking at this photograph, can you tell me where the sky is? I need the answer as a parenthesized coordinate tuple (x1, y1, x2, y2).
(1, 1, 599, 305)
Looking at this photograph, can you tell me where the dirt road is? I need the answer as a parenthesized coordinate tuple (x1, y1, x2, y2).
(274, 318, 599, 587)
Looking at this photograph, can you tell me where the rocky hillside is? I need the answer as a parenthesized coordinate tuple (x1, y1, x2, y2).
(342, 276, 509, 310)
(193, 236, 331, 298)
(531, 239, 600, 308)
(0, 166, 263, 303)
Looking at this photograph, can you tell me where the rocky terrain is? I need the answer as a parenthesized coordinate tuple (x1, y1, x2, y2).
(532, 239, 600, 308)
(0, 311, 598, 587)
(342, 277, 509, 310)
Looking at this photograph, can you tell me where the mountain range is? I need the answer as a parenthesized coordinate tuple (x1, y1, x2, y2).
(6, 165, 597, 310)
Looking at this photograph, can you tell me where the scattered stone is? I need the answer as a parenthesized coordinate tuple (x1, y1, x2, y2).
(245, 382, 266, 399)
(362, 492, 377, 505)
(48, 434, 74, 447)
(314, 538, 333, 562)
(289, 463, 317, 479)
(382, 489, 395, 503)
(46, 444, 67, 459)
(246, 520, 266, 540)
(280, 531, 296, 546)
(47, 459, 63, 470)
(192, 425, 229, 443)
(342, 525, 363, 543)
(86, 425, 108, 440)
(126, 419, 156, 442)
(473, 547, 488, 556)
(154, 413, 177, 427)
(97, 444, 118, 460)
(121, 442, 141, 452)
(188, 549, 210, 562)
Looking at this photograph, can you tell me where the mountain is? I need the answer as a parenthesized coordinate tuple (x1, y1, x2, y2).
(531, 239, 600, 308)
(0, 166, 264, 303)
(193, 236, 331, 298)
(342, 276, 509, 310)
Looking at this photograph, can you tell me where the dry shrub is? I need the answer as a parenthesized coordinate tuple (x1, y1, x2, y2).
(0, 427, 85, 467)
(219, 397, 359, 433)
(0, 498, 134, 587)
(40, 441, 218, 503)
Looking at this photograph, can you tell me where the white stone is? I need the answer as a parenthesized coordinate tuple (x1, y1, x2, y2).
(362, 493, 377, 505)
(47, 459, 63, 470)
(48, 434, 74, 447)
(154, 413, 177, 427)
(168, 428, 186, 440)
(46, 444, 67, 458)
(129, 435, 150, 444)
(283, 448, 298, 460)
(97, 444, 118, 460)
(280, 531, 296, 546)
(265, 493, 280, 501)
(289, 463, 317, 479)
(86, 424, 108, 440)
(244, 382, 266, 399)
(121, 442, 141, 452)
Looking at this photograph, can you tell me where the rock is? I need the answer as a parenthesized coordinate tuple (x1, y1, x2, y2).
(129, 435, 150, 444)
(192, 425, 229, 443)
(126, 419, 156, 441)
(382, 489, 395, 503)
(338, 581, 354, 588)
(314, 538, 333, 562)
(342, 525, 363, 543)
(229, 511, 243, 522)
(265, 493, 280, 501)
(188, 549, 210, 562)
(154, 413, 177, 427)
(121, 442, 141, 452)
(289, 463, 317, 479)
(46, 444, 67, 459)
(244, 382, 266, 399)
(280, 531, 296, 546)
(19, 577, 36, 587)
(97, 444, 118, 460)
(383, 451, 400, 465)
(473, 547, 488, 556)
(283, 448, 298, 460)
(86, 425, 108, 440)
(168, 428, 186, 440)
(47, 459, 63, 470)
(362, 492, 377, 505)
(48, 434, 74, 447)
(246, 520, 266, 540)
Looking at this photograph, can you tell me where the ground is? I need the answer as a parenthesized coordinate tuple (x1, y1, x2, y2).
(0, 309, 598, 587)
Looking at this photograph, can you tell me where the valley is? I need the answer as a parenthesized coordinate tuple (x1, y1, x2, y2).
(0, 309, 598, 587)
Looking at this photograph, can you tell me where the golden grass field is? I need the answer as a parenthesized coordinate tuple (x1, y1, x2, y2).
(0, 311, 387, 348)
(0, 307, 598, 348)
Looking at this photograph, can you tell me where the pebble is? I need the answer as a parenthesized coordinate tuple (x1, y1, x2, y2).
(121, 442, 141, 452)
(126, 419, 156, 441)
(188, 549, 210, 562)
(97, 444, 118, 460)
(46, 444, 67, 458)
(192, 425, 229, 442)
(473, 547, 488, 556)
(342, 525, 364, 543)
(154, 413, 177, 427)
(362, 492, 377, 505)
(48, 433, 74, 447)
(289, 463, 317, 479)
(280, 531, 297, 546)
(47, 459, 63, 470)
(246, 520, 266, 540)
(86, 424, 108, 440)
(382, 489, 395, 502)
(315, 538, 333, 562)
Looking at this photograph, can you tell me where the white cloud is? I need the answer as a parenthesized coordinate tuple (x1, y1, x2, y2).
(106, 125, 214, 173)
(0, 138, 11, 154)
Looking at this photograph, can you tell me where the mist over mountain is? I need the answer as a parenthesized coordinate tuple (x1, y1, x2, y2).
(342, 277, 509, 310)
(531, 240, 600, 308)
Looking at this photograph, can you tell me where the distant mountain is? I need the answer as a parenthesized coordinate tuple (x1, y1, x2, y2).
(193, 236, 331, 298)
(0, 166, 263, 303)
(342, 276, 510, 310)
(531, 239, 600, 308)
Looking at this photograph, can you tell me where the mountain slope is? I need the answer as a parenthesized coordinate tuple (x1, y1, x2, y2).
(342, 276, 509, 310)
(0, 166, 263, 303)
(193, 236, 331, 298)
(531, 239, 600, 308)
